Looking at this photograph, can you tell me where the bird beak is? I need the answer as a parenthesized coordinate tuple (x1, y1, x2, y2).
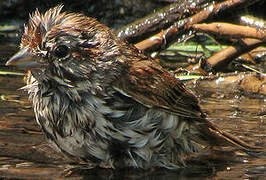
(6, 47, 42, 68)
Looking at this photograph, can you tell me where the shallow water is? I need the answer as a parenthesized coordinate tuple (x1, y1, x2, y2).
(0, 43, 265, 179)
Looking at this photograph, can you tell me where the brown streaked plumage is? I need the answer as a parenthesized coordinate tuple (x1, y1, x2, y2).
(6, 5, 259, 169)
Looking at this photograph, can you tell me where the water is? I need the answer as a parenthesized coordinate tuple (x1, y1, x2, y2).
(0, 43, 265, 179)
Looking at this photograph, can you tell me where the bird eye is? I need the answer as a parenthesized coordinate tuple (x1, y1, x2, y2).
(54, 45, 69, 58)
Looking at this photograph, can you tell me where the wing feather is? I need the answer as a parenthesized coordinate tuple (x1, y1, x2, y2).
(114, 60, 202, 119)
(113, 60, 261, 151)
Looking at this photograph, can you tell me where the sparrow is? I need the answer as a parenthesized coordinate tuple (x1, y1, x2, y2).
(6, 5, 256, 169)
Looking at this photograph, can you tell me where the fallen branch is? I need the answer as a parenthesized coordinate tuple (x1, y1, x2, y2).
(191, 23, 266, 41)
(115, 0, 209, 42)
(134, 0, 260, 51)
(185, 38, 264, 73)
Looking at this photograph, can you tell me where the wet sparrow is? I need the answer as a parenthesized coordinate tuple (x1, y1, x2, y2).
(6, 5, 255, 169)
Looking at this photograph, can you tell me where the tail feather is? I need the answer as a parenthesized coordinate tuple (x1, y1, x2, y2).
(193, 118, 264, 152)
(206, 121, 261, 151)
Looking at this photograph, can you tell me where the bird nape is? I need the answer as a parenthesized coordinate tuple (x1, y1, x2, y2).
(6, 5, 261, 170)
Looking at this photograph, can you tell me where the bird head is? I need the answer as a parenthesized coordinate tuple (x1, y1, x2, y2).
(6, 5, 125, 85)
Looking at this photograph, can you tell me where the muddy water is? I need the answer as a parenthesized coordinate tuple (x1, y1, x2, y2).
(0, 43, 265, 179)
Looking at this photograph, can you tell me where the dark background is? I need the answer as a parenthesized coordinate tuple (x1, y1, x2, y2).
(0, 0, 168, 29)
(0, 0, 265, 29)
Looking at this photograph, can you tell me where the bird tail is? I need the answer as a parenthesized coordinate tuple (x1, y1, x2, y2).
(192, 117, 263, 153)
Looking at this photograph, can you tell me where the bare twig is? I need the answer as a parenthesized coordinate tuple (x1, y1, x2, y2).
(135, 0, 260, 51)
(186, 38, 264, 73)
(191, 23, 266, 41)
(115, 0, 209, 42)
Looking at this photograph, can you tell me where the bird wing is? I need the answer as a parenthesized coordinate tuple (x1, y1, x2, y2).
(113, 60, 202, 119)
(113, 60, 262, 151)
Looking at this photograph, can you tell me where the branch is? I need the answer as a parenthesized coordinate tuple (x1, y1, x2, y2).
(134, 0, 260, 51)
(115, 0, 209, 42)
(191, 23, 266, 41)
(185, 38, 264, 73)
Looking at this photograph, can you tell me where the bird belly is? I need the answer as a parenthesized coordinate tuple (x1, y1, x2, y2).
(31, 87, 201, 169)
